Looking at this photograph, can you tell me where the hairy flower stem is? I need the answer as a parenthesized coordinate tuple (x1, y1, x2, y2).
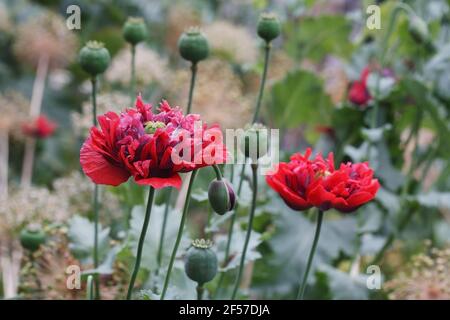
(90, 77, 101, 300)
(130, 44, 136, 105)
(156, 188, 172, 273)
(161, 169, 198, 300)
(126, 187, 156, 300)
(187, 63, 198, 114)
(297, 209, 324, 300)
(214, 163, 246, 298)
(231, 164, 258, 300)
(252, 43, 271, 123)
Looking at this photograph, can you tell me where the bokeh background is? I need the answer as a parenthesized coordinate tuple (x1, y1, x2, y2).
(0, 0, 449, 300)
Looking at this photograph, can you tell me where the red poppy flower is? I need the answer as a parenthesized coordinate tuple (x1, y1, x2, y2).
(80, 95, 227, 189)
(266, 148, 379, 213)
(349, 67, 371, 106)
(22, 115, 57, 139)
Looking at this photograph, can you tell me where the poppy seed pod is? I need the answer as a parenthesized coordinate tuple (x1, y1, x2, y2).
(208, 179, 236, 215)
(123, 17, 148, 45)
(184, 239, 218, 285)
(257, 13, 281, 43)
(178, 27, 209, 63)
(79, 41, 111, 76)
(240, 123, 269, 161)
(20, 224, 46, 252)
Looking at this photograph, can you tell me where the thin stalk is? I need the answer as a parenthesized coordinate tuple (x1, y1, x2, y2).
(160, 169, 198, 300)
(296, 210, 324, 300)
(186, 63, 197, 114)
(0, 129, 9, 201)
(252, 43, 271, 123)
(21, 54, 49, 189)
(126, 187, 156, 300)
(214, 163, 246, 298)
(156, 188, 172, 272)
(231, 164, 258, 300)
(197, 284, 204, 300)
(212, 164, 223, 180)
(130, 44, 136, 104)
(86, 275, 94, 300)
(90, 77, 101, 300)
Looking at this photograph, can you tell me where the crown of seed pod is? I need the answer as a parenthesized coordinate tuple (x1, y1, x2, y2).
(208, 179, 236, 215)
(257, 13, 281, 43)
(178, 27, 209, 64)
(240, 123, 269, 161)
(20, 224, 46, 252)
(79, 41, 111, 77)
(184, 239, 218, 285)
(123, 17, 148, 45)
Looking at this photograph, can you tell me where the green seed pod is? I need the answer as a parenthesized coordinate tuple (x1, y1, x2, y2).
(184, 239, 218, 285)
(208, 179, 236, 215)
(20, 224, 46, 252)
(240, 123, 269, 161)
(178, 27, 209, 64)
(123, 17, 148, 45)
(257, 13, 281, 43)
(79, 41, 111, 76)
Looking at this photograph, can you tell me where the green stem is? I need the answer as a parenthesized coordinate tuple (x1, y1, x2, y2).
(86, 275, 94, 300)
(90, 77, 101, 300)
(160, 169, 198, 300)
(92, 78, 97, 126)
(212, 164, 223, 180)
(156, 188, 172, 272)
(186, 63, 197, 114)
(197, 284, 204, 300)
(296, 209, 324, 300)
(130, 44, 136, 104)
(126, 187, 156, 300)
(252, 43, 271, 123)
(214, 163, 246, 298)
(231, 164, 258, 300)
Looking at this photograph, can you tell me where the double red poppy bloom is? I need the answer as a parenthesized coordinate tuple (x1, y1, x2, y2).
(22, 115, 57, 139)
(80, 96, 226, 189)
(348, 67, 372, 106)
(266, 148, 379, 213)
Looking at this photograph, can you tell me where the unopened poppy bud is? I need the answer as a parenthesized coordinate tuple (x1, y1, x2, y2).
(240, 123, 269, 160)
(20, 224, 46, 252)
(257, 13, 281, 43)
(79, 41, 111, 76)
(144, 121, 166, 134)
(208, 179, 236, 215)
(184, 239, 218, 285)
(178, 27, 209, 64)
(123, 17, 148, 45)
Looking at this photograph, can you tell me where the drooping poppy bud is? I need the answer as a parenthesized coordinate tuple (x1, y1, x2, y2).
(178, 27, 209, 64)
(208, 179, 236, 215)
(257, 13, 281, 43)
(20, 224, 46, 252)
(122, 17, 148, 45)
(240, 123, 269, 161)
(79, 41, 111, 77)
(184, 239, 218, 285)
